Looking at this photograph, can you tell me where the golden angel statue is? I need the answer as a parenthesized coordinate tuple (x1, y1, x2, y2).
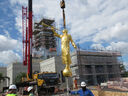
(51, 27, 77, 77)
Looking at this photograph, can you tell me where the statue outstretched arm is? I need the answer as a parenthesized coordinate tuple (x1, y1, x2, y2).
(69, 35, 77, 49)
(51, 27, 61, 38)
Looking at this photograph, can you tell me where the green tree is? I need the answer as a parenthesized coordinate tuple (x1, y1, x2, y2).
(120, 65, 128, 77)
(120, 64, 126, 72)
(14, 72, 26, 84)
(0, 73, 5, 81)
(122, 71, 128, 77)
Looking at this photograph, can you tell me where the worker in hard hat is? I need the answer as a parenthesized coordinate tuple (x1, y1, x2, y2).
(69, 81, 94, 96)
(6, 84, 17, 96)
(27, 86, 34, 96)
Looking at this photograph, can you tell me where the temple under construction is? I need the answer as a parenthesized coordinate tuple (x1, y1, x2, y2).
(71, 50, 123, 85)
(32, 18, 123, 86)
(33, 18, 57, 59)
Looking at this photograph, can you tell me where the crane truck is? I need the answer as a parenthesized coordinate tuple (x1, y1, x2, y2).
(20, 71, 60, 95)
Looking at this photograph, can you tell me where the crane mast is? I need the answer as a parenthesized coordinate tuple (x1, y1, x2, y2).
(22, 0, 33, 79)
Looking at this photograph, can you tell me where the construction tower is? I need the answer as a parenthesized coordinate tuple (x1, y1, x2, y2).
(33, 18, 57, 59)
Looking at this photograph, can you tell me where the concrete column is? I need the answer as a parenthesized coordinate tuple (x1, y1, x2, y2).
(92, 65, 96, 74)
(93, 75, 98, 85)
(91, 65, 97, 85)
(7, 78, 10, 87)
(104, 65, 109, 81)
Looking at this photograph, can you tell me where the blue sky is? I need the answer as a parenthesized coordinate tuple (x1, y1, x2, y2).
(0, 0, 18, 38)
(0, 0, 128, 70)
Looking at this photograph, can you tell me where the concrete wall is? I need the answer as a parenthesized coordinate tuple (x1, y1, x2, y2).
(40, 56, 65, 76)
(71, 51, 122, 86)
(7, 62, 27, 84)
(0, 67, 7, 76)
(7, 64, 13, 85)
(40, 57, 56, 72)
(40, 56, 73, 88)
(55, 56, 64, 74)
(0, 67, 7, 92)
(12, 62, 27, 84)
(7, 61, 40, 85)
(32, 58, 41, 72)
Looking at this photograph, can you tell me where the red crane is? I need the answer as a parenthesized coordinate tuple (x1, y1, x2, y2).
(22, 0, 33, 79)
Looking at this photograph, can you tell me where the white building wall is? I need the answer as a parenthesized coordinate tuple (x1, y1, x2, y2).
(40, 56, 73, 88)
(55, 56, 64, 73)
(12, 62, 27, 84)
(7, 61, 40, 85)
(40, 57, 56, 72)
(7, 64, 13, 85)
(0, 67, 7, 92)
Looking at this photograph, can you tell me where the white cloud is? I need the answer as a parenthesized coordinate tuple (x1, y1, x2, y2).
(9, 0, 128, 68)
(0, 50, 21, 65)
(106, 42, 128, 54)
(91, 42, 128, 55)
(93, 23, 128, 42)
(15, 10, 22, 33)
(10, 0, 61, 33)
(91, 43, 105, 50)
(0, 35, 22, 52)
(8, 0, 128, 41)
(0, 35, 22, 65)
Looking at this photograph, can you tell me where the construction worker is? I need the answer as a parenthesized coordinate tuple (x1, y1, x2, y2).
(74, 78, 78, 89)
(69, 81, 94, 96)
(6, 84, 17, 96)
(27, 86, 34, 96)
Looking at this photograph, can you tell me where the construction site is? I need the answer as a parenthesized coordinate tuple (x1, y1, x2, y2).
(0, 15, 128, 95)
(71, 50, 122, 85)
(0, 0, 128, 96)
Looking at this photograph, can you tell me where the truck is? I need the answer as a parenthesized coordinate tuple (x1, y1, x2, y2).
(21, 71, 60, 95)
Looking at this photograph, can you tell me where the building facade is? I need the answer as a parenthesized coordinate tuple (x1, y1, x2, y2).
(7, 60, 40, 84)
(40, 56, 65, 81)
(40, 56, 73, 88)
(71, 50, 122, 85)
(33, 18, 57, 59)
(7, 62, 27, 84)
(4, 50, 123, 89)
(0, 67, 7, 92)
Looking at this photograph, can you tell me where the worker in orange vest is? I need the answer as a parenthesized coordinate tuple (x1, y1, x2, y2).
(74, 78, 78, 89)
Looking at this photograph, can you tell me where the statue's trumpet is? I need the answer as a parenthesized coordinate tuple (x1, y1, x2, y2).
(41, 22, 60, 31)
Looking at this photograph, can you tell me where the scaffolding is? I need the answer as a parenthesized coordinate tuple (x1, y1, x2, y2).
(71, 49, 123, 86)
(33, 18, 57, 59)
